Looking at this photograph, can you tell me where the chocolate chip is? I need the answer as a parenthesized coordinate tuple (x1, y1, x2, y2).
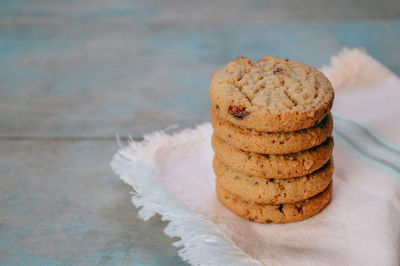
(215, 104, 219, 109)
(296, 206, 303, 213)
(228, 105, 249, 120)
(273, 67, 283, 75)
(270, 178, 275, 182)
(265, 219, 273, 223)
(278, 204, 284, 213)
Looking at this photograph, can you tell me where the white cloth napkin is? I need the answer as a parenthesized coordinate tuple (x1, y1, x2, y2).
(111, 48, 400, 266)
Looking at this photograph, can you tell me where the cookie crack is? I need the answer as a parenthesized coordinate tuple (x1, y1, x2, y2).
(284, 90, 298, 108)
(225, 58, 325, 112)
(231, 66, 255, 105)
(231, 61, 275, 106)
(314, 78, 320, 99)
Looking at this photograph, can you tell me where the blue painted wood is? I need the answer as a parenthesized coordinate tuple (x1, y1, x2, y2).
(0, 141, 188, 266)
(1, 0, 400, 265)
(1, 20, 399, 138)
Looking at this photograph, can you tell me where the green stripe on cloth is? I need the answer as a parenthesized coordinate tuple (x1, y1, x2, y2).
(333, 113, 400, 179)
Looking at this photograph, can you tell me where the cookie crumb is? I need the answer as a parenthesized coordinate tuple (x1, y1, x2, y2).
(228, 105, 249, 120)
(273, 67, 283, 75)
(296, 206, 303, 213)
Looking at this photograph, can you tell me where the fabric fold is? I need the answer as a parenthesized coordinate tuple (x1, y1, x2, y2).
(111, 48, 400, 266)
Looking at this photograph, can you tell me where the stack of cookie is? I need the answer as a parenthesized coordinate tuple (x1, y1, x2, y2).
(209, 56, 335, 224)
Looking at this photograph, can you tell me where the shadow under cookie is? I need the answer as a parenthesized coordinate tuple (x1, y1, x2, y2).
(210, 109, 333, 154)
(212, 133, 333, 179)
(216, 181, 333, 224)
(214, 156, 333, 204)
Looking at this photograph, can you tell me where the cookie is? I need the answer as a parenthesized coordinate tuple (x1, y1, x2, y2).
(209, 56, 334, 132)
(214, 156, 333, 204)
(216, 182, 332, 224)
(212, 133, 333, 179)
(210, 109, 333, 154)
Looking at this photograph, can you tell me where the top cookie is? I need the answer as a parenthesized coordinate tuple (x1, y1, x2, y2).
(209, 56, 334, 132)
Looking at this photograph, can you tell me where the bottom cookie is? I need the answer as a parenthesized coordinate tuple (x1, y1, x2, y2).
(216, 182, 332, 224)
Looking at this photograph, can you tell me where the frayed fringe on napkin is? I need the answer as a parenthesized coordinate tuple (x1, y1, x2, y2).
(111, 124, 261, 265)
(111, 48, 384, 266)
(321, 47, 392, 89)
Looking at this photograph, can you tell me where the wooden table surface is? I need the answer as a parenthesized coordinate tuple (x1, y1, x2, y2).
(1, 1, 400, 265)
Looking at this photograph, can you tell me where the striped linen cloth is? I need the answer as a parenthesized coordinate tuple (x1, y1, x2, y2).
(322, 48, 400, 179)
(112, 48, 400, 266)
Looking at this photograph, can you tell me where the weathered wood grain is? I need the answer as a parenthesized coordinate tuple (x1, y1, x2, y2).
(0, 2, 400, 138)
(0, 0, 400, 265)
(0, 140, 188, 265)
